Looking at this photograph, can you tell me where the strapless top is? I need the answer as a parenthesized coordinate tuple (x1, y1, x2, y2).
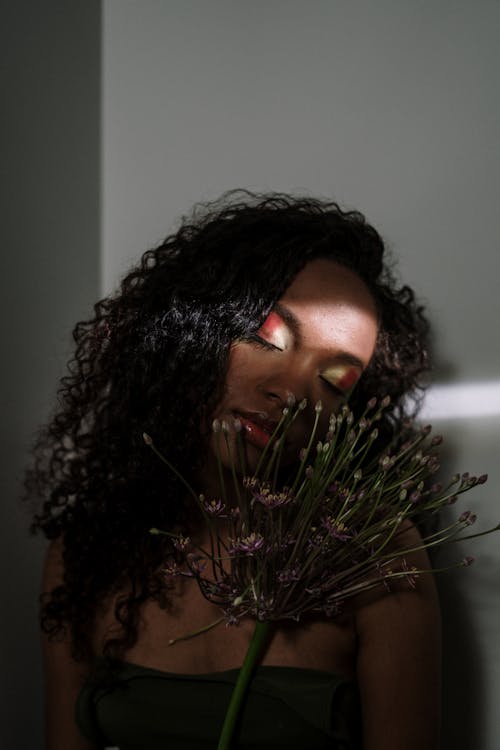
(76, 660, 361, 749)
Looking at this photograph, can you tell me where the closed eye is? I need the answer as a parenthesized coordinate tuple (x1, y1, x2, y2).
(253, 310, 291, 351)
(320, 365, 360, 396)
(248, 334, 283, 352)
(319, 375, 348, 400)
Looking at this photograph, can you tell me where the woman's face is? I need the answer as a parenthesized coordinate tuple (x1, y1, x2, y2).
(204, 258, 379, 487)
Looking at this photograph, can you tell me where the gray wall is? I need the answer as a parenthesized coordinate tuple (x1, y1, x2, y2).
(102, 2, 500, 749)
(1, 1, 101, 746)
(3, 1, 499, 747)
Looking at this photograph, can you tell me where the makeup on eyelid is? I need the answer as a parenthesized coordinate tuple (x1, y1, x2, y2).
(258, 313, 361, 394)
(257, 311, 291, 350)
(321, 364, 359, 393)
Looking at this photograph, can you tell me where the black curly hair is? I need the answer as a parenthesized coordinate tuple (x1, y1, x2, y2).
(25, 191, 430, 660)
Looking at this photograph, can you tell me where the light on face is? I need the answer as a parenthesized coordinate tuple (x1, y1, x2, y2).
(257, 311, 292, 351)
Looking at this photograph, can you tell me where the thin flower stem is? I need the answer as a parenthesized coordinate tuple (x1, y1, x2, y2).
(217, 621, 271, 750)
(143, 435, 199, 504)
(168, 616, 225, 645)
(215, 429, 228, 507)
(290, 405, 321, 494)
(254, 407, 292, 478)
(225, 430, 242, 509)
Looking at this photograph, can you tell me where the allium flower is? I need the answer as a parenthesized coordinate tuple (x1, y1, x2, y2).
(204, 497, 226, 516)
(250, 481, 294, 508)
(145, 396, 499, 750)
(229, 532, 265, 555)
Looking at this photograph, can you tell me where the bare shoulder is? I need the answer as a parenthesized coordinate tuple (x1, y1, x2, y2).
(42, 539, 97, 750)
(354, 522, 441, 750)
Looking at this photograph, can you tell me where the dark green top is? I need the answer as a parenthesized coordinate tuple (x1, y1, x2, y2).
(76, 661, 361, 749)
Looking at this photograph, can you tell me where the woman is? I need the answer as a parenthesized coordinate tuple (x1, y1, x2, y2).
(27, 192, 441, 749)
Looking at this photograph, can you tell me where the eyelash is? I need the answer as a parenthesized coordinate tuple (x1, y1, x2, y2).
(319, 376, 346, 399)
(248, 337, 351, 400)
(248, 334, 283, 352)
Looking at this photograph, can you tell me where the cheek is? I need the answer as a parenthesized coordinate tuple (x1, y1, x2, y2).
(223, 343, 259, 397)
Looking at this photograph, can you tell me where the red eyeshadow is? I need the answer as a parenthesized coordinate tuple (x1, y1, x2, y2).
(258, 311, 282, 338)
(337, 368, 358, 391)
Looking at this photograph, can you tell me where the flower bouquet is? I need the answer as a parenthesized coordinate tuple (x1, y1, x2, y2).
(145, 396, 498, 750)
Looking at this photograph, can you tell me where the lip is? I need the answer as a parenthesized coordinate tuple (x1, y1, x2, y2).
(235, 410, 280, 451)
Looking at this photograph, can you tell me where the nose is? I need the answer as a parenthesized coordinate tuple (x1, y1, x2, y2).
(260, 354, 321, 411)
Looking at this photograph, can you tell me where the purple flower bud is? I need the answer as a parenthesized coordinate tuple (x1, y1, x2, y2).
(477, 474, 488, 484)
(305, 466, 314, 479)
(186, 552, 207, 574)
(431, 483, 443, 494)
(299, 448, 308, 461)
(431, 435, 443, 446)
(462, 556, 475, 567)
(459, 511, 477, 525)
(143, 432, 153, 446)
(427, 458, 440, 474)
(277, 566, 301, 585)
(381, 395, 391, 408)
(448, 494, 458, 504)
(367, 397, 377, 410)
(379, 455, 392, 470)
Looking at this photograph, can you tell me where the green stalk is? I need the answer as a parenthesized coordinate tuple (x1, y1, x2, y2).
(217, 620, 271, 750)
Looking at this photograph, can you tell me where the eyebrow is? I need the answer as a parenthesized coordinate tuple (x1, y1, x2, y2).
(274, 302, 366, 370)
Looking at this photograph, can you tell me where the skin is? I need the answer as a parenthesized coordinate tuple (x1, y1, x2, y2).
(202, 258, 378, 494)
(42, 259, 441, 749)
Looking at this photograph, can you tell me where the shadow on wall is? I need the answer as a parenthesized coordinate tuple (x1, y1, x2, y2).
(438, 554, 486, 750)
(429, 427, 496, 750)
